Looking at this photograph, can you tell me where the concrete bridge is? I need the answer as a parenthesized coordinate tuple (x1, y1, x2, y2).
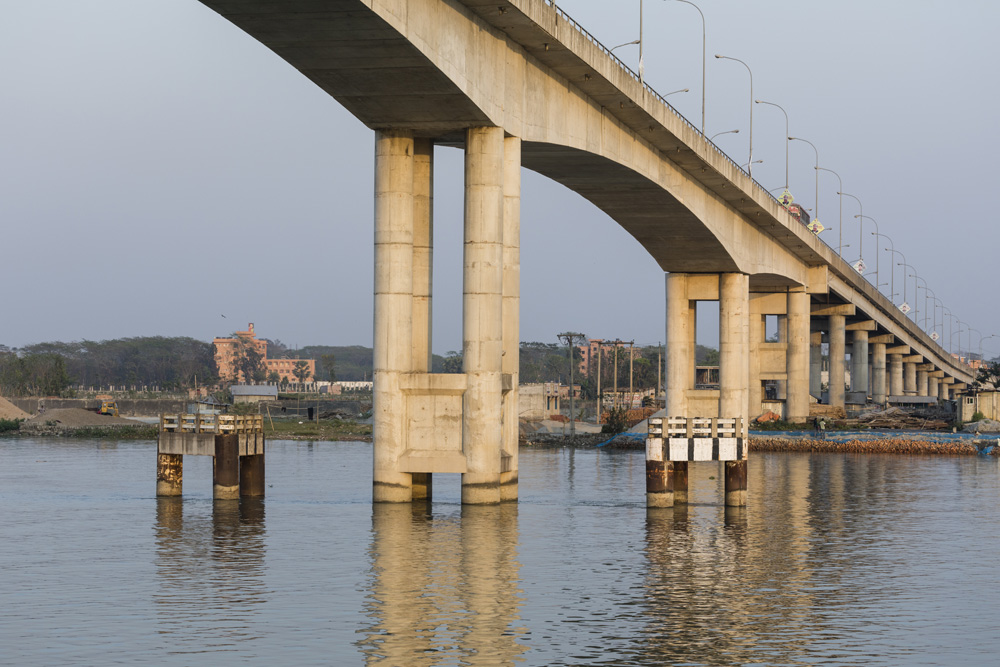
(198, 0, 974, 505)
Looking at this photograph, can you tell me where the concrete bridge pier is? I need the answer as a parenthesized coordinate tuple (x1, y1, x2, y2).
(499, 136, 521, 502)
(872, 341, 887, 405)
(410, 137, 435, 502)
(373, 129, 419, 503)
(786, 289, 810, 423)
(663, 272, 750, 507)
(939, 377, 952, 401)
(828, 314, 846, 408)
(917, 366, 930, 397)
(665, 272, 693, 501)
(928, 374, 940, 399)
(850, 329, 869, 399)
(904, 359, 918, 396)
(889, 353, 904, 396)
(461, 126, 505, 505)
(372, 127, 518, 505)
(719, 273, 749, 507)
(809, 331, 823, 399)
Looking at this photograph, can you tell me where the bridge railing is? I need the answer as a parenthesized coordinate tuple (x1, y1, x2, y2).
(159, 413, 264, 434)
(538, 2, 966, 374)
(540, 1, 838, 250)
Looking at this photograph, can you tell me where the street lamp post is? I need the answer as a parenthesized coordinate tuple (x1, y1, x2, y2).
(672, 0, 706, 134)
(943, 308, 954, 353)
(913, 275, 928, 331)
(874, 232, 896, 299)
(887, 248, 906, 304)
(710, 129, 739, 142)
(839, 191, 864, 269)
(715, 54, 754, 176)
(816, 167, 843, 255)
(901, 264, 918, 322)
(982, 334, 1000, 362)
(789, 136, 819, 224)
(755, 99, 788, 190)
(856, 215, 880, 292)
(665, 88, 690, 97)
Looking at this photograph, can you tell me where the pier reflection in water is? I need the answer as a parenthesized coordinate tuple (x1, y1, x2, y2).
(360, 503, 526, 664)
(154, 497, 269, 655)
(2, 438, 1000, 665)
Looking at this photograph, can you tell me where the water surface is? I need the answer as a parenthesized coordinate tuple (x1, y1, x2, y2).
(1, 438, 998, 665)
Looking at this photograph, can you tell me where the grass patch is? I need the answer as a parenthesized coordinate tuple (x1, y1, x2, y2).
(751, 420, 812, 431)
(263, 418, 371, 441)
(0, 418, 23, 433)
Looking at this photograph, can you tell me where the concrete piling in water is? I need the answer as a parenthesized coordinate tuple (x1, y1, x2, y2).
(672, 461, 689, 504)
(213, 434, 240, 500)
(240, 453, 265, 498)
(156, 453, 183, 497)
(724, 460, 748, 507)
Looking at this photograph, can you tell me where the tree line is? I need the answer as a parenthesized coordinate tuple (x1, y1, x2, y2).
(0, 337, 216, 396)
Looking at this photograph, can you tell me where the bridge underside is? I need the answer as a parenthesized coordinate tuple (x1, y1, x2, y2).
(521, 143, 739, 274)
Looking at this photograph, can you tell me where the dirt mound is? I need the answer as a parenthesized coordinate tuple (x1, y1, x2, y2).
(26, 408, 143, 427)
(0, 397, 30, 420)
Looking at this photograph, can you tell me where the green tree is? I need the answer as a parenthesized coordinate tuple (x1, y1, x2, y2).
(973, 361, 1000, 391)
(231, 334, 266, 384)
(441, 351, 463, 374)
(267, 370, 280, 385)
(292, 360, 312, 384)
(321, 354, 337, 382)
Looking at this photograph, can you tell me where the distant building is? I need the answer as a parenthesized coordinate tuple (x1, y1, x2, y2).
(230, 384, 279, 404)
(213, 323, 316, 384)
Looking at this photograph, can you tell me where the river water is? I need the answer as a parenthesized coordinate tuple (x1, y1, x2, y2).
(1, 437, 998, 666)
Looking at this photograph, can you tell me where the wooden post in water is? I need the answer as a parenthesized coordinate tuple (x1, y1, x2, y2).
(214, 433, 240, 500)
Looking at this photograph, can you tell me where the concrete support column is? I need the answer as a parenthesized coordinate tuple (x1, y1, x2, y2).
(156, 453, 182, 497)
(828, 315, 846, 408)
(719, 273, 749, 508)
(851, 330, 869, 397)
(213, 434, 240, 500)
(500, 136, 521, 502)
(665, 272, 693, 417)
(939, 379, 949, 401)
(904, 362, 917, 396)
(889, 354, 904, 396)
(929, 375, 939, 400)
(373, 130, 415, 503)
(672, 461, 688, 504)
(411, 137, 434, 502)
(239, 453, 265, 498)
(461, 126, 505, 505)
(872, 342, 887, 405)
(776, 315, 788, 401)
(645, 442, 674, 507)
(810, 331, 823, 399)
(917, 369, 929, 397)
(748, 301, 763, 420)
(786, 289, 810, 423)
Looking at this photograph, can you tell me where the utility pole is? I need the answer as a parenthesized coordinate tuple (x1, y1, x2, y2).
(557, 332, 586, 436)
(628, 341, 634, 408)
(596, 341, 603, 424)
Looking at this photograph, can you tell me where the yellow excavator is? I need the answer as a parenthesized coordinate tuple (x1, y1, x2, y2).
(96, 394, 119, 417)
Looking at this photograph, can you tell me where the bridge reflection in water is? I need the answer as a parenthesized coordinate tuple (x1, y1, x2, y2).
(154, 498, 269, 654)
(359, 503, 527, 665)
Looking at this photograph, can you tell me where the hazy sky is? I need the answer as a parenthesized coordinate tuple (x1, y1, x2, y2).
(2, 1, 998, 357)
